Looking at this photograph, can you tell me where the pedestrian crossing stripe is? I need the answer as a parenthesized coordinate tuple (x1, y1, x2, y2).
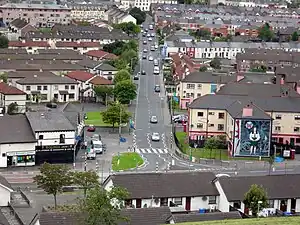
(136, 148, 168, 154)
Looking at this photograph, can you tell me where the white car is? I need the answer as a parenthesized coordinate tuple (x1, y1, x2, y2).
(147, 33, 151, 37)
(148, 56, 154, 61)
(148, 37, 152, 41)
(151, 132, 160, 141)
(150, 115, 158, 123)
(154, 59, 159, 66)
(143, 49, 148, 53)
(155, 44, 158, 49)
(151, 33, 155, 37)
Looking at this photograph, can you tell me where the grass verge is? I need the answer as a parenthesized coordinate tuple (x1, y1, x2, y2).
(112, 152, 143, 171)
(84, 111, 113, 127)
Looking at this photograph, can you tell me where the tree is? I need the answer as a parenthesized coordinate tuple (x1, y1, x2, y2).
(93, 85, 114, 103)
(103, 41, 126, 56)
(101, 102, 131, 129)
(258, 23, 274, 42)
(113, 22, 141, 36)
(243, 184, 268, 216)
(129, 7, 146, 25)
(292, 31, 299, 41)
(114, 80, 137, 104)
(191, 29, 211, 39)
(33, 163, 72, 209)
(7, 102, 18, 115)
(0, 35, 8, 48)
(106, 59, 128, 71)
(120, 49, 138, 70)
(72, 170, 99, 198)
(77, 186, 129, 225)
(210, 58, 221, 69)
(114, 69, 131, 84)
(0, 72, 7, 83)
(199, 66, 208, 72)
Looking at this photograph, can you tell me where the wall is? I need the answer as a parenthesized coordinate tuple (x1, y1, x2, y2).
(0, 142, 36, 167)
(214, 180, 230, 212)
(4, 94, 26, 113)
(0, 187, 11, 206)
(36, 131, 75, 146)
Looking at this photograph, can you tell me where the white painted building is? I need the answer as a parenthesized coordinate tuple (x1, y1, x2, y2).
(117, 0, 177, 11)
(70, 4, 107, 20)
(0, 115, 36, 168)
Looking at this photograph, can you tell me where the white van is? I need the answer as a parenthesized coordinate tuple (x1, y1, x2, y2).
(91, 140, 103, 154)
(87, 148, 96, 160)
(154, 66, 160, 75)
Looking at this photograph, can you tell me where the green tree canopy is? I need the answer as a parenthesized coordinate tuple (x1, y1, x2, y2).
(0, 35, 9, 48)
(258, 23, 274, 42)
(244, 184, 268, 216)
(7, 102, 18, 115)
(292, 31, 299, 41)
(72, 170, 99, 197)
(210, 57, 221, 69)
(114, 69, 131, 84)
(101, 102, 131, 129)
(0, 72, 8, 83)
(33, 163, 72, 208)
(120, 49, 138, 70)
(93, 85, 114, 103)
(77, 186, 129, 225)
(199, 66, 208, 72)
(114, 80, 137, 104)
(191, 29, 211, 39)
(113, 22, 141, 36)
(129, 7, 146, 25)
(103, 40, 138, 56)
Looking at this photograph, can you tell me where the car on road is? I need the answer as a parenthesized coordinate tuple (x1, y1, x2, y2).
(145, 28, 148, 32)
(140, 24, 143, 28)
(133, 74, 139, 80)
(153, 66, 160, 75)
(141, 70, 146, 75)
(143, 40, 147, 45)
(142, 33, 146, 37)
(91, 140, 103, 154)
(147, 33, 151, 37)
(87, 125, 96, 132)
(155, 44, 158, 49)
(148, 37, 152, 41)
(154, 85, 160, 92)
(46, 102, 57, 108)
(153, 59, 159, 66)
(91, 133, 101, 141)
(151, 132, 160, 141)
(143, 49, 148, 53)
(150, 115, 158, 123)
(148, 56, 154, 61)
(150, 46, 155, 51)
(142, 55, 147, 59)
(151, 33, 155, 37)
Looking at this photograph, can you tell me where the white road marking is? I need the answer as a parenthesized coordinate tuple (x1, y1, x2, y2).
(163, 149, 168, 153)
(152, 148, 158, 154)
(145, 148, 152, 153)
(158, 149, 164, 154)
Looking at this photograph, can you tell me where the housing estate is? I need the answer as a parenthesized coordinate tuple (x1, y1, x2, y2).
(69, 3, 110, 20)
(105, 7, 137, 25)
(118, 0, 177, 11)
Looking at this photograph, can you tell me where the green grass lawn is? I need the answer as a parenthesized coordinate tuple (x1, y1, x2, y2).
(111, 152, 144, 171)
(84, 111, 113, 127)
(176, 217, 300, 225)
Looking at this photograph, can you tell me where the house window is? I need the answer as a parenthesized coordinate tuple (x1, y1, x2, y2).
(197, 84, 202, 89)
(294, 127, 300, 132)
(218, 113, 225, 119)
(174, 197, 182, 205)
(160, 198, 168, 206)
(218, 124, 224, 131)
(187, 84, 195, 89)
(295, 115, 300, 120)
(37, 86, 42, 91)
(43, 85, 48, 91)
(197, 123, 203, 128)
(209, 112, 215, 115)
(208, 196, 216, 204)
(209, 124, 214, 127)
(54, 85, 58, 90)
(41, 94, 47, 100)
(59, 134, 65, 144)
(197, 112, 203, 117)
(39, 135, 44, 140)
(197, 93, 201, 97)
(275, 115, 281, 119)
(69, 94, 75, 99)
(275, 126, 281, 131)
(268, 199, 274, 208)
(233, 201, 241, 209)
(65, 85, 69, 90)
(26, 86, 31, 91)
(71, 85, 75, 90)
(296, 138, 300, 144)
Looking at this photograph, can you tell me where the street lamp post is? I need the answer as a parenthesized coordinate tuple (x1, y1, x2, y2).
(84, 151, 87, 172)
(257, 201, 263, 218)
(118, 104, 122, 145)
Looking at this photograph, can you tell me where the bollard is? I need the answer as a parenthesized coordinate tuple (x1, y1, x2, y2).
(156, 162, 159, 173)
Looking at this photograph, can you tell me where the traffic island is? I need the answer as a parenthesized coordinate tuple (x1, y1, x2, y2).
(111, 152, 144, 172)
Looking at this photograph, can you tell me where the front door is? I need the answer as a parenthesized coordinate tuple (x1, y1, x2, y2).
(280, 200, 287, 212)
(291, 198, 296, 213)
(185, 197, 191, 211)
(136, 199, 142, 208)
(63, 94, 67, 102)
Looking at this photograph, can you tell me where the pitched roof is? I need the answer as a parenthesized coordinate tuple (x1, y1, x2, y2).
(0, 115, 36, 144)
(86, 50, 117, 59)
(16, 74, 77, 85)
(173, 211, 242, 223)
(0, 82, 25, 95)
(55, 42, 101, 48)
(9, 41, 50, 47)
(95, 63, 117, 71)
(90, 76, 112, 85)
(10, 18, 28, 29)
(38, 212, 76, 225)
(26, 111, 75, 132)
(108, 172, 218, 199)
(66, 71, 94, 82)
(218, 174, 300, 201)
(181, 72, 237, 84)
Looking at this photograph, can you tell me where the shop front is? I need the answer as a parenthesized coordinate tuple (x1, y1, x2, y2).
(6, 151, 36, 167)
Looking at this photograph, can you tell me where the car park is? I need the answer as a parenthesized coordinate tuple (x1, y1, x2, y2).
(150, 115, 158, 123)
(151, 132, 160, 141)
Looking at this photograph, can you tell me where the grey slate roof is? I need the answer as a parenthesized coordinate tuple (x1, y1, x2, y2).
(26, 112, 75, 132)
(0, 115, 36, 144)
(218, 174, 300, 201)
(173, 211, 242, 223)
(10, 18, 28, 29)
(95, 63, 117, 71)
(108, 172, 218, 199)
(188, 94, 300, 113)
(182, 72, 237, 84)
(16, 74, 78, 85)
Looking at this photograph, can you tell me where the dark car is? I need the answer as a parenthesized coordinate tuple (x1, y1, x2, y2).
(87, 125, 96, 132)
(141, 70, 146, 75)
(143, 41, 147, 45)
(134, 75, 139, 80)
(142, 55, 147, 59)
(154, 85, 160, 92)
(46, 102, 57, 108)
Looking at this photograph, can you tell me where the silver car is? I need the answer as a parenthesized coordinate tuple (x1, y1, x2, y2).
(150, 116, 158, 123)
(151, 132, 160, 141)
(148, 56, 154, 61)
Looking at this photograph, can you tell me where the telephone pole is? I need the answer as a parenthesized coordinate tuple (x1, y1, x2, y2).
(119, 104, 122, 145)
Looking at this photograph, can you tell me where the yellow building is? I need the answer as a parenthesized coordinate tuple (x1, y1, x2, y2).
(176, 72, 239, 109)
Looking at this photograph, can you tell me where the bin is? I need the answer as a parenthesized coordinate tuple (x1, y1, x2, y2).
(199, 208, 205, 214)
(291, 149, 295, 160)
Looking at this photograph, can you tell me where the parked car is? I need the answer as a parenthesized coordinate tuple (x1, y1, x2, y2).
(46, 102, 57, 108)
(134, 75, 139, 80)
(142, 55, 147, 59)
(150, 115, 158, 123)
(91, 140, 103, 154)
(87, 125, 96, 132)
(151, 132, 160, 141)
(141, 70, 146, 75)
(154, 85, 160, 92)
(91, 134, 101, 141)
(147, 33, 151, 37)
(148, 37, 152, 41)
(143, 41, 147, 45)
(143, 49, 148, 53)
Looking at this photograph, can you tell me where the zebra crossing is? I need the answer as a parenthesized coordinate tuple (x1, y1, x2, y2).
(136, 148, 169, 154)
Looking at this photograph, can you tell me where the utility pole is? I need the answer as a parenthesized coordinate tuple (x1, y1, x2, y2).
(156, 162, 159, 173)
(119, 104, 122, 145)
(84, 151, 87, 172)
